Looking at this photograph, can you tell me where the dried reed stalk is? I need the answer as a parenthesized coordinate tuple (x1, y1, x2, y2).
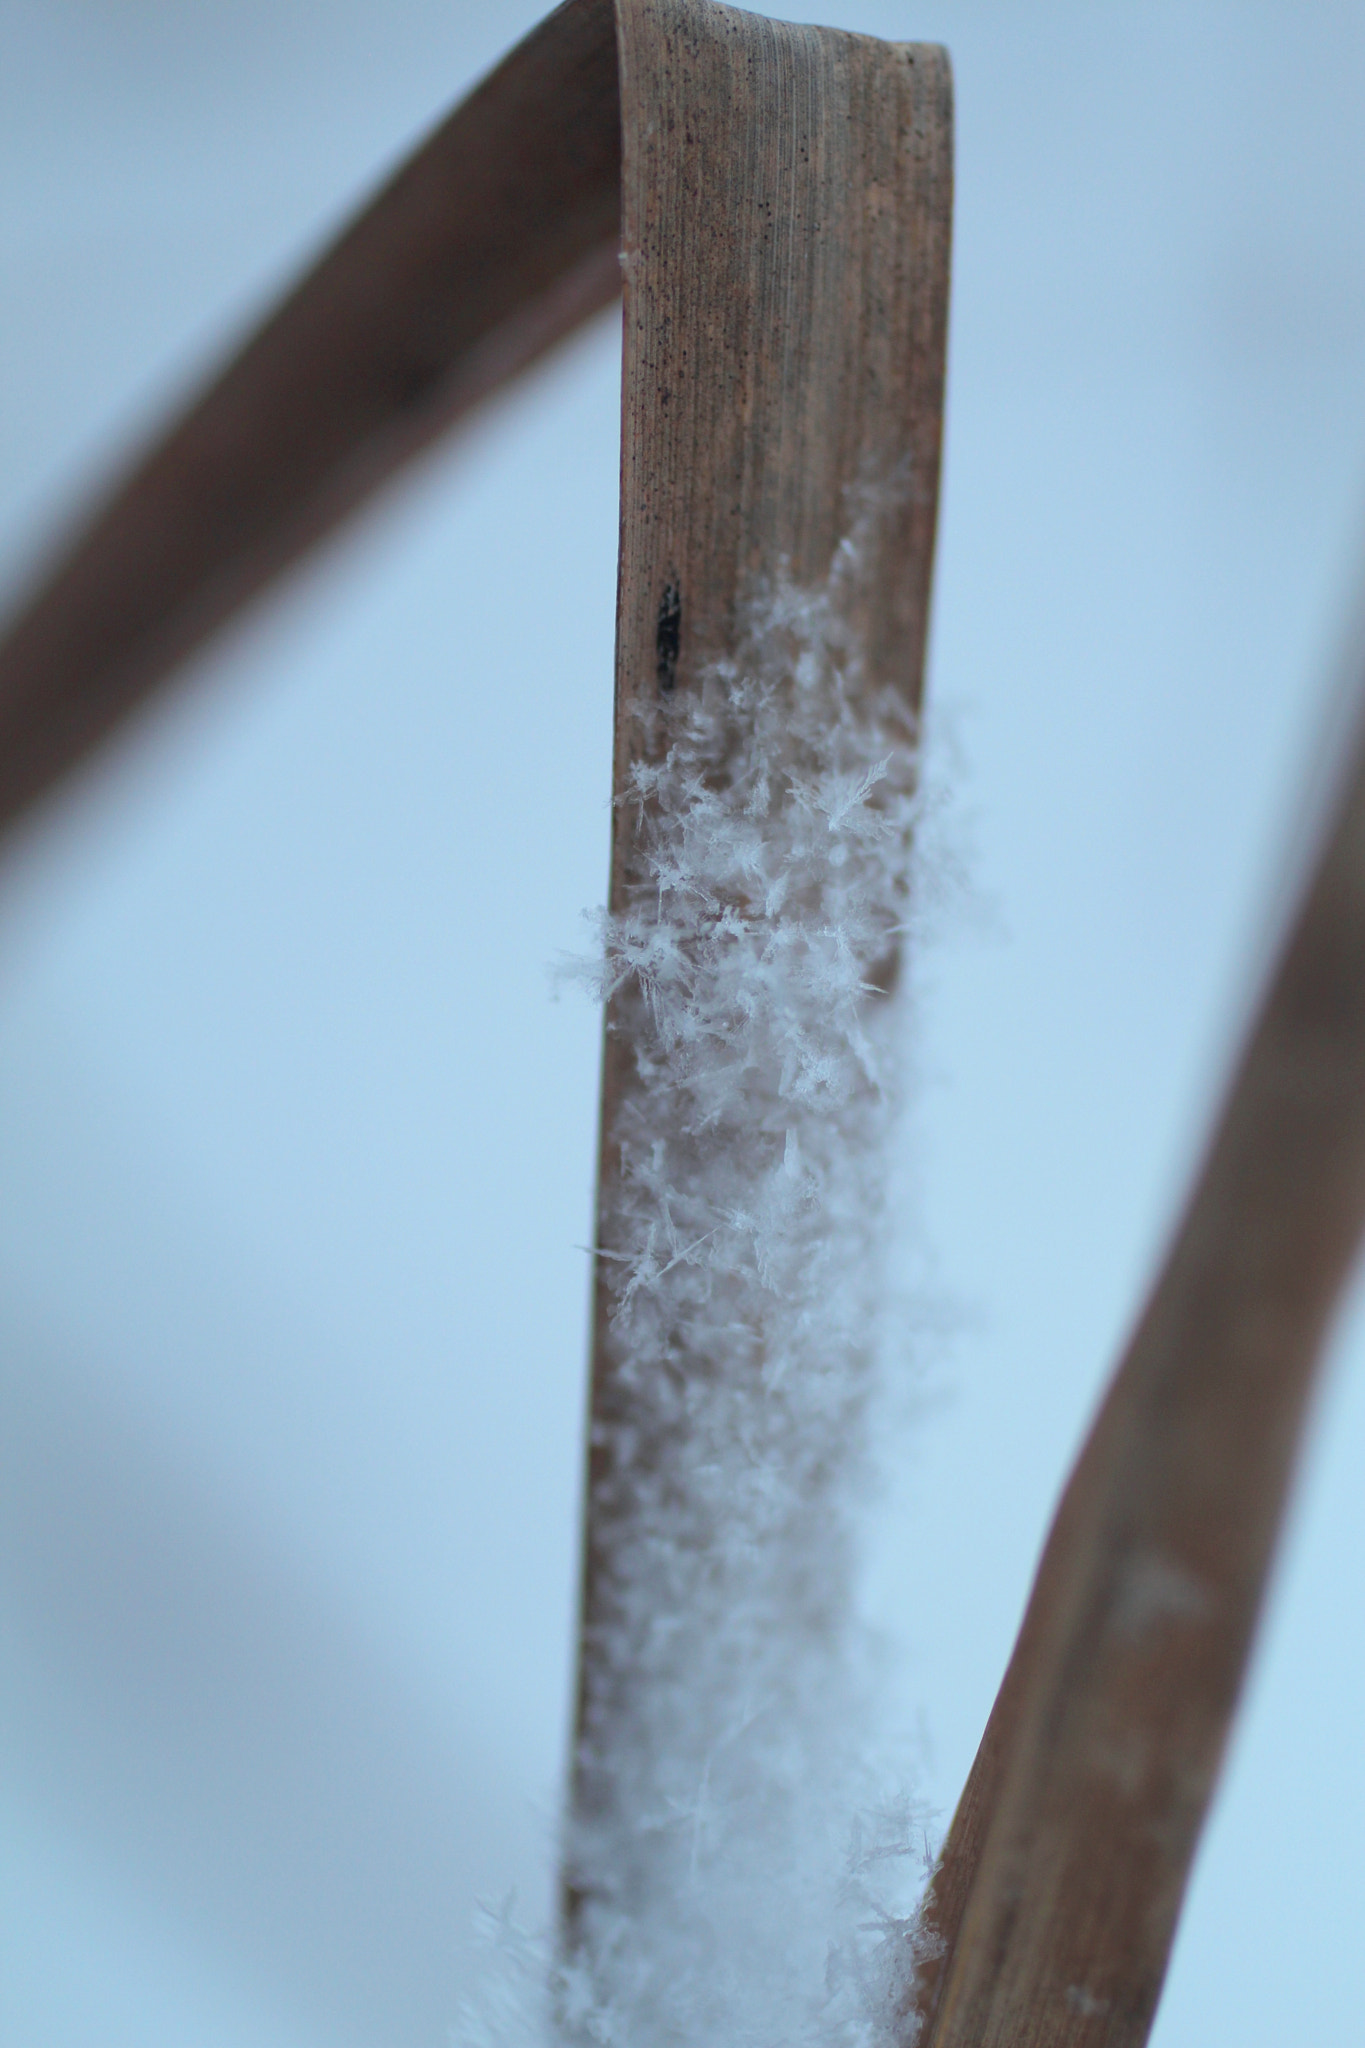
(564, 1, 951, 2028)
(0, 0, 622, 835)
(906, 647, 1365, 2046)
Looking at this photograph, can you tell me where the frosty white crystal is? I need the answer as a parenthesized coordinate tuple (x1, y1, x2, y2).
(555, 509, 935, 2048)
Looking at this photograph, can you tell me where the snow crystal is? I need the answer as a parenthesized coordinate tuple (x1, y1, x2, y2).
(465, 495, 937, 2048)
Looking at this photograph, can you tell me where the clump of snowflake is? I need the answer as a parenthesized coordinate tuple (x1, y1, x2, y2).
(470, 490, 939, 2048)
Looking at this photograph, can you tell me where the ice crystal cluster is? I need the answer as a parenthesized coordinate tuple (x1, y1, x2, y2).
(464, 510, 935, 2048)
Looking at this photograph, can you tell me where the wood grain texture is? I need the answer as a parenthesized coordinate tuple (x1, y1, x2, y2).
(906, 658, 1365, 2045)
(0, 0, 621, 839)
(569, 0, 951, 1918)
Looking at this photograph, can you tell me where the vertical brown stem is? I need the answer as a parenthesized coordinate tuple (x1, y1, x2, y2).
(566, 0, 951, 1964)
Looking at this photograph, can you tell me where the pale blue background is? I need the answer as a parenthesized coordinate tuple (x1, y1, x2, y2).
(2, 3, 1364, 2043)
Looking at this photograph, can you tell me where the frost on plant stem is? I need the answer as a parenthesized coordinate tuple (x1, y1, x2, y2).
(463, 495, 940, 2048)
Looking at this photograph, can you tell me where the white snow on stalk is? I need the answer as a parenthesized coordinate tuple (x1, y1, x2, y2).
(462, 502, 937, 2048)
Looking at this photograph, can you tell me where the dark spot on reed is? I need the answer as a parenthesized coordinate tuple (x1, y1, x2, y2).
(656, 582, 682, 691)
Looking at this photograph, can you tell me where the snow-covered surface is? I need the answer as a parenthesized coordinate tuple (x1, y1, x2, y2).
(5, 5, 1365, 2047)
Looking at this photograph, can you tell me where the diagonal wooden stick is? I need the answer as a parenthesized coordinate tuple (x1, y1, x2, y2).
(904, 651, 1365, 2045)
(0, 0, 622, 840)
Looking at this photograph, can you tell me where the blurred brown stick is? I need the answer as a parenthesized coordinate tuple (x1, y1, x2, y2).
(0, 0, 621, 840)
(904, 667, 1365, 2046)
